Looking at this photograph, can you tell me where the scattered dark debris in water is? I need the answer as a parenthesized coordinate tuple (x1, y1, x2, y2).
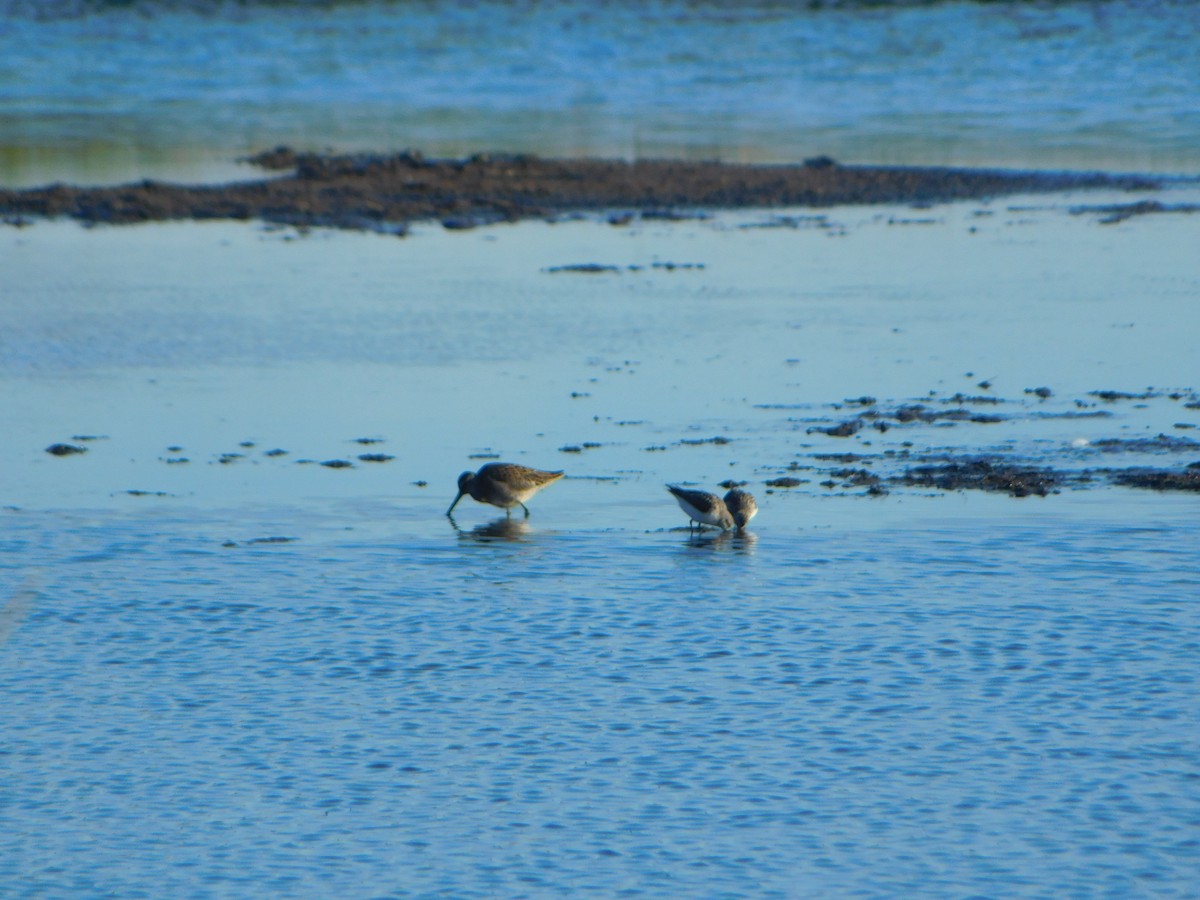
(641, 209, 712, 222)
(166, 445, 184, 453)
(1070, 200, 1200, 225)
(898, 458, 1061, 497)
(264, 448, 289, 457)
(545, 263, 622, 274)
(813, 452, 874, 463)
(413, 480, 429, 487)
(679, 436, 732, 446)
(843, 396, 877, 407)
(1109, 468, 1200, 492)
(601, 210, 711, 226)
(1025, 386, 1054, 399)
(719, 479, 749, 489)
(357, 453, 394, 463)
(72, 434, 106, 442)
(1031, 409, 1112, 420)
(824, 403, 1014, 432)
(891, 405, 939, 424)
(123, 489, 171, 497)
(570, 391, 591, 398)
(240, 536, 299, 545)
(1091, 434, 1200, 454)
(765, 477, 805, 488)
(218, 453, 244, 464)
(808, 419, 862, 438)
(320, 459, 354, 469)
(642, 445, 668, 452)
(45, 443, 87, 456)
(944, 393, 1004, 405)
(468, 452, 501, 460)
(1089, 389, 1159, 402)
(826, 468, 884, 490)
(545, 261, 705, 274)
(161, 456, 190, 464)
(740, 214, 839, 231)
(239, 440, 256, 448)
(559, 445, 584, 454)
(354, 437, 385, 444)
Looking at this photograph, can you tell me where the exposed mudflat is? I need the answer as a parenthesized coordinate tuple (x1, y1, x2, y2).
(770, 390, 1200, 498)
(0, 149, 1163, 232)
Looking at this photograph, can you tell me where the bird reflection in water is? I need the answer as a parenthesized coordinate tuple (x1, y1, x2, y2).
(448, 514, 531, 543)
(681, 528, 757, 554)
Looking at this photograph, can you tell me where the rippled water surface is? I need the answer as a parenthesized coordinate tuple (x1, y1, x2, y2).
(3, 503, 1198, 897)
(3, 198, 1199, 895)
(5, 2, 1199, 893)
(2, 0, 1200, 185)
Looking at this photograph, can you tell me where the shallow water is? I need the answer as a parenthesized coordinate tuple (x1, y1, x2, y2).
(3, 194, 1199, 895)
(2, 0, 1200, 186)
(2, 501, 1198, 897)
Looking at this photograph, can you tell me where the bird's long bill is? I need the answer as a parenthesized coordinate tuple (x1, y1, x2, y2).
(446, 490, 465, 516)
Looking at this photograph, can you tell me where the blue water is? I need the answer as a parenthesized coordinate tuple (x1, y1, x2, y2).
(4, 2, 1200, 894)
(3, 502, 1198, 897)
(3, 204, 1200, 896)
(2, 0, 1200, 186)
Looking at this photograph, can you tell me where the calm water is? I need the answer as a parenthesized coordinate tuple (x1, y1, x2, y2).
(2, 502, 1197, 897)
(4, 1, 1200, 893)
(3, 199, 1199, 895)
(2, 0, 1200, 185)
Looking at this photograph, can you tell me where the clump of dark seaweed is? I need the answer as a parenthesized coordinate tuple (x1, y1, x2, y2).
(898, 458, 1062, 498)
(1109, 468, 1200, 492)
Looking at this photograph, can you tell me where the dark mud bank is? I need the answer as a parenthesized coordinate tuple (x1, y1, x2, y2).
(0, 149, 1162, 232)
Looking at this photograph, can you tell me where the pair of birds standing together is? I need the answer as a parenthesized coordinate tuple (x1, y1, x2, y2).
(446, 462, 758, 532)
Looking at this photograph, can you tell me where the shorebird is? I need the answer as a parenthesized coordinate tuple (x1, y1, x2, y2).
(723, 488, 758, 531)
(446, 462, 564, 518)
(666, 485, 734, 531)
